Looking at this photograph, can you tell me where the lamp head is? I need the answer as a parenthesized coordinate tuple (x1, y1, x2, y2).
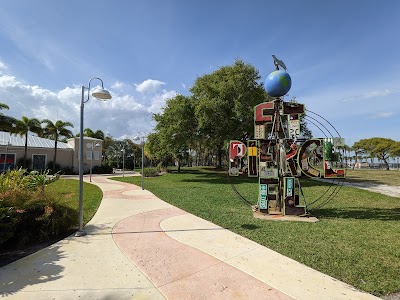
(91, 87, 112, 101)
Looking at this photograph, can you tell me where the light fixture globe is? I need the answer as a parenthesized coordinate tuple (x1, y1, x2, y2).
(91, 87, 112, 100)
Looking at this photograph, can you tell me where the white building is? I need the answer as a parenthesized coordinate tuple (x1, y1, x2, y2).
(0, 131, 103, 173)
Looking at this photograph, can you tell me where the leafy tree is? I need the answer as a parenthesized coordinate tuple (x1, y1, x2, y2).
(41, 119, 74, 172)
(104, 139, 140, 169)
(191, 59, 270, 167)
(146, 133, 173, 169)
(351, 144, 366, 168)
(152, 95, 196, 172)
(389, 141, 400, 170)
(353, 137, 396, 170)
(15, 116, 42, 169)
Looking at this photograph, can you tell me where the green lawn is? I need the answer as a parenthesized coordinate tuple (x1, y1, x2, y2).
(45, 179, 103, 225)
(113, 167, 400, 297)
(346, 169, 400, 186)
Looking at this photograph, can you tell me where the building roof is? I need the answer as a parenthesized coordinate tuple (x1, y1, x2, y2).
(0, 131, 73, 149)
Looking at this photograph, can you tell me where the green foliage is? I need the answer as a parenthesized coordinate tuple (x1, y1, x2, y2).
(142, 167, 159, 177)
(148, 59, 274, 169)
(353, 137, 396, 170)
(46, 161, 61, 173)
(82, 128, 105, 139)
(0, 102, 17, 132)
(26, 169, 60, 197)
(0, 169, 71, 248)
(389, 141, 400, 158)
(92, 164, 113, 174)
(16, 157, 32, 170)
(0, 168, 28, 193)
(0, 177, 102, 249)
(191, 59, 271, 167)
(151, 95, 196, 170)
(60, 166, 76, 175)
(41, 119, 74, 172)
(15, 116, 42, 169)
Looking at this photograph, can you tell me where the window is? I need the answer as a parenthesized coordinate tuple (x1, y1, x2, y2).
(32, 154, 46, 170)
(93, 151, 100, 160)
(86, 151, 92, 160)
(0, 153, 15, 171)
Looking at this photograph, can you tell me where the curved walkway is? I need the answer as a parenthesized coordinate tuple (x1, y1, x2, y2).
(0, 173, 379, 299)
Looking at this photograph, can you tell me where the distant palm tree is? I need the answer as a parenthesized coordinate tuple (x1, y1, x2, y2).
(0, 102, 16, 131)
(42, 119, 74, 172)
(84, 128, 105, 140)
(76, 128, 105, 140)
(83, 128, 95, 137)
(343, 144, 351, 167)
(15, 116, 42, 168)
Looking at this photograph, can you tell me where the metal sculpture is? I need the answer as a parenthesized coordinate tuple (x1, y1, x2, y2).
(229, 56, 345, 218)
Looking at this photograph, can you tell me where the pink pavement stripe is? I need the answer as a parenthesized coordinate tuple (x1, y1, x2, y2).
(112, 208, 294, 300)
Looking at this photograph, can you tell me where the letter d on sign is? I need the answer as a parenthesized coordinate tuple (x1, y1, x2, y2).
(229, 141, 247, 160)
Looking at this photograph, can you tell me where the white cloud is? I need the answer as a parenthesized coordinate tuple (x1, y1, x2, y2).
(0, 75, 24, 89)
(135, 79, 166, 93)
(0, 73, 175, 140)
(111, 81, 126, 90)
(370, 112, 394, 119)
(341, 88, 392, 102)
(147, 90, 177, 114)
(0, 59, 7, 71)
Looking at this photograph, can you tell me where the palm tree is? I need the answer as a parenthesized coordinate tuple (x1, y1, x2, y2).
(84, 128, 105, 140)
(42, 119, 74, 172)
(343, 144, 351, 167)
(76, 128, 105, 140)
(0, 102, 16, 131)
(15, 116, 42, 168)
(92, 130, 105, 140)
(83, 128, 95, 137)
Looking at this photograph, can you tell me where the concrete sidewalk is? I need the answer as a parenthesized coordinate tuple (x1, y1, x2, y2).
(0, 174, 380, 299)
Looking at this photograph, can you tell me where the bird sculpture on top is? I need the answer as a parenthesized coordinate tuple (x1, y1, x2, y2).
(272, 55, 287, 71)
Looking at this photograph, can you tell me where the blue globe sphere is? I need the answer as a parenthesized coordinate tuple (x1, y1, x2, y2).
(265, 70, 291, 97)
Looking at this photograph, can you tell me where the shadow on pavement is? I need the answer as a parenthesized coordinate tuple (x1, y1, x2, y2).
(0, 245, 65, 296)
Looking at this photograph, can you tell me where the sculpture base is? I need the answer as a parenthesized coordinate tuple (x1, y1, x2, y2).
(253, 211, 319, 223)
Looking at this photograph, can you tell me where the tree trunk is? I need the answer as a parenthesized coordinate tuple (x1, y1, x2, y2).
(383, 159, 389, 170)
(53, 138, 58, 173)
(177, 160, 181, 173)
(217, 146, 222, 169)
(24, 134, 28, 169)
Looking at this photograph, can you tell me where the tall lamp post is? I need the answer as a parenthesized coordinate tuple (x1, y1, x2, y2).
(76, 77, 112, 237)
(121, 147, 125, 177)
(89, 142, 100, 182)
(134, 134, 146, 190)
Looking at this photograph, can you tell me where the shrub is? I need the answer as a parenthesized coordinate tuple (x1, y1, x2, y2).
(60, 166, 76, 175)
(46, 161, 61, 173)
(1, 197, 77, 248)
(92, 165, 113, 174)
(26, 170, 60, 197)
(157, 162, 169, 173)
(0, 169, 72, 248)
(0, 168, 28, 193)
(16, 157, 32, 170)
(143, 168, 159, 177)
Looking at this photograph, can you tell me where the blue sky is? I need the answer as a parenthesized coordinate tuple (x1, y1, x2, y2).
(0, 0, 399, 146)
